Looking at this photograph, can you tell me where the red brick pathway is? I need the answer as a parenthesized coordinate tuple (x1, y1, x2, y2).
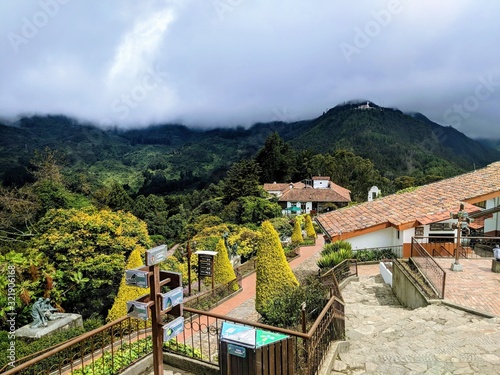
(434, 257, 500, 316)
(209, 236, 325, 316)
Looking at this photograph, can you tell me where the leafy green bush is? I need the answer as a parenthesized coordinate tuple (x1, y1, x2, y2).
(260, 277, 329, 329)
(353, 248, 396, 262)
(72, 336, 152, 375)
(317, 241, 353, 269)
(0, 316, 104, 370)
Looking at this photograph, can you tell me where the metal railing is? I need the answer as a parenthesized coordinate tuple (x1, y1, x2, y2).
(3, 316, 150, 375)
(352, 245, 403, 260)
(414, 235, 500, 259)
(5, 283, 345, 375)
(176, 291, 345, 375)
(410, 238, 446, 298)
(432, 245, 453, 258)
(184, 276, 242, 310)
(320, 258, 358, 298)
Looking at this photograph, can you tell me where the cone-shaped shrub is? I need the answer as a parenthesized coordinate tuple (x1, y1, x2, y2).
(304, 215, 316, 238)
(213, 239, 239, 291)
(107, 247, 148, 321)
(256, 221, 299, 314)
(291, 220, 304, 245)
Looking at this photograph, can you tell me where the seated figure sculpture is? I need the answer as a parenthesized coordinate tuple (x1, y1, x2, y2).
(30, 297, 62, 328)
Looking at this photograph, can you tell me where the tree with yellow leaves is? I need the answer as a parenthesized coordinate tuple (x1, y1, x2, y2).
(212, 239, 239, 291)
(304, 215, 316, 238)
(291, 219, 304, 245)
(255, 221, 299, 314)
(107, 247, 148, 321)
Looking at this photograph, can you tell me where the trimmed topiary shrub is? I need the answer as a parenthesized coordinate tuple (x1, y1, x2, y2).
(304, 215, 316, 238)
(107, 247, 148, 322)
(291, 220, 304, 245)
(255, 221, 299, 314)
(212, 239, 239, 291)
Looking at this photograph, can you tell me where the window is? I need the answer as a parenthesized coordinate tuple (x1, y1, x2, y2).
(301, 203, 306, 210)
(474, 201, 486, 209)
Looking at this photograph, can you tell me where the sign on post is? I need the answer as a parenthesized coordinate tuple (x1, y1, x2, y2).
(125, 267, 149, 288)
(146, 245, 168, 266)
(126, 301, 150, 321)
(163, 317, 184, 341)
(195, 250, 217, 277)
(161, 287, 183, 311)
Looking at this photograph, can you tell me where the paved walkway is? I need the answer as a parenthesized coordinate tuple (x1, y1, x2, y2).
(434, 258, 500, 316)
(210, 236, 324, 320)
(333, 264, 500, 375)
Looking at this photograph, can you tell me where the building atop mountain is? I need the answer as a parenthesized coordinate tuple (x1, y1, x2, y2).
(263, 177, 351, 215)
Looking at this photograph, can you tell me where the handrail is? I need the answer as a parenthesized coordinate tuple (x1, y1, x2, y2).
(411, 238, 446, 298)
(2, 316, 138, 375)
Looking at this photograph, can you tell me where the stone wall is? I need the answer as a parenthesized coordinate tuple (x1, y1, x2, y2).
(392, 262, 429, 309)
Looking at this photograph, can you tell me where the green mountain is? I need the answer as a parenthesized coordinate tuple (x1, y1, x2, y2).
(1, 102, 498, 193)
(286, 102, 500, 177)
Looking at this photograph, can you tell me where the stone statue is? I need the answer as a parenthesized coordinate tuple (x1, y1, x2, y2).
(42, 298, 61, 321)
(30, 297, 61, 328)
(30, 298, 47, 328)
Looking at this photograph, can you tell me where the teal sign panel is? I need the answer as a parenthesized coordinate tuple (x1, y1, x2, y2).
(146, 245, 167, 266)
(255, 329, 289, 348)
(228, 343, 246, 358)
(161, 287, 183, 311)
(125, 268, 149, 288)
(126, 301, 149, 321)
(163, 317, 184, 341)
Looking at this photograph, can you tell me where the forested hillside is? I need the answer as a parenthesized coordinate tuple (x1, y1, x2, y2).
(1, 101, 499, 334)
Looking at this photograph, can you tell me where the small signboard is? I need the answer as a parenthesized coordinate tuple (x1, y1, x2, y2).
(146, 245, 168, 266)
(163, 317, 184, 341)
(161, 287, 183, 311)
(126, 301, 149, 321)
(255, 329, 289, 348)
(228, 343, 246, 358)
(196, 250, 217, 277)
(125, 268, 149, 288)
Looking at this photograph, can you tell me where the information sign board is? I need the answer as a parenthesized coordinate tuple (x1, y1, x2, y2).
(125, 268, 149, 288)
(146, 245, 168, 266)
(161, 287, 183, 311)
(163, 317, 184, 341)
(126, 301, 149, 321)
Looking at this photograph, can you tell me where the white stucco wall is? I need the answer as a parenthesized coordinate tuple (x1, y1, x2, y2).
(484, 197, 500, 234)
(347, 227, 397, 249)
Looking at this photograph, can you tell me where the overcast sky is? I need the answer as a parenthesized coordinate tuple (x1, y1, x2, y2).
(1, 0, 500, 138)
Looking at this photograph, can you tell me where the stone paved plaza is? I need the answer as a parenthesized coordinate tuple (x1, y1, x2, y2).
(333, 273, 500, 375)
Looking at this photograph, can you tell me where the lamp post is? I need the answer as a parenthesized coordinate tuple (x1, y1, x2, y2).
(450, 204, 467, 272)
(186, 238, 194, 296)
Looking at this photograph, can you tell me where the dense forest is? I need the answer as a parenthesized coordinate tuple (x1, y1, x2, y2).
(1, 101, 499, 332)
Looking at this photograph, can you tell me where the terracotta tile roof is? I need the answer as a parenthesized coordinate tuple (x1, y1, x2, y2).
(263, 183, 290, 191)
(278, 187, 351, 203)
(312, 176, 330, 180)
(316, 161, 500, 238)
(329, 182, 351, 201)
(263, 180, 350, 203)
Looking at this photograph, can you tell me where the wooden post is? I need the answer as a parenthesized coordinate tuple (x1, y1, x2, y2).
(187, 240, 192, 296)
